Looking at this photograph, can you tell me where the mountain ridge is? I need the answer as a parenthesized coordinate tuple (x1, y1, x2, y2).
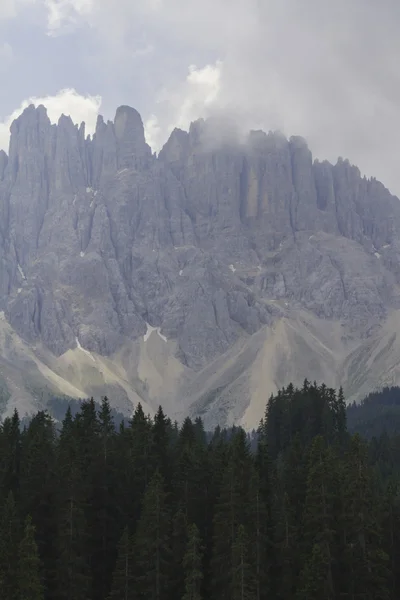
(0, 103, 399, 428)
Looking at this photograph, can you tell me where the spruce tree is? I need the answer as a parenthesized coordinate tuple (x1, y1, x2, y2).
(298, 436, 337, 599)
(108, 527, 134, 600)
(173, 418, 208, 532)
(19, 411, 57, 596)
(296, 542, 331, 600)
(254, 417, 274, 600)
(92, 397, 119, 600)
(0, 491, 20, 600)
(381, 479, 400, 598)
(248, 469, 270, 600)
(231, 525, 255, 600)
(340, 434, 390, 599)
(170, 509, 188, 600)
(332, 386, 347, 444)
(152, 406, 172, 482)
(18, 516, 44, 600)
(182, 523, 203, 600)
(211, 429, 253, 600)
(55, 407, 90, 600)
(125, 403, 154, 528)
(0, 409, 21, 501)
(133, 470, 171, 600)
(274, 433, 307, 597)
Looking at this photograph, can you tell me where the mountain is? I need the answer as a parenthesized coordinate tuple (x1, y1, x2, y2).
(0, 104, 400, 428)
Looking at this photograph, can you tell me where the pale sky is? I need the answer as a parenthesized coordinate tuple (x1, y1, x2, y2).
(1, 0, 400, 195)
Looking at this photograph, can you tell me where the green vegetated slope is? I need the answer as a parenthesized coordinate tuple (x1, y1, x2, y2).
(347, 385, 400, 438)
(1, 383, 400, 600)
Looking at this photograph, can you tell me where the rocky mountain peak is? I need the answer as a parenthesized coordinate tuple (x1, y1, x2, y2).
(113, 105, 152, 170)
(8, 103, 50, 145)
(158, 128, 189, 164)
(7, 104, 52, 184)
(0, 104, 399, 429)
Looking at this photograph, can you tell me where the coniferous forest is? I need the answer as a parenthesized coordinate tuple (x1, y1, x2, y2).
(2, 381, 400, 599)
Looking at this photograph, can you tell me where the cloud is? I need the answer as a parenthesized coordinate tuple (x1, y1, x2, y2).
(139, 0, 400, 195)
(0, 0, 37, 20)
(144, 61, 222, 151)
(0, 0, 93, 32)
(3, 0, 400, 194)
(0, 42, 13, 67)
(44, 0, 93, 35)
(0, 88, 101, 153)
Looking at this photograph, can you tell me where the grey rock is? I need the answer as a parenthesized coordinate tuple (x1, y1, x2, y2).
(1, 104, 400, 427)
(0, 150, 8, 180)
(114, 105, 152, 171)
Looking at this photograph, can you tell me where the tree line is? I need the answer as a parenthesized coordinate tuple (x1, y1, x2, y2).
(347, 385, 400, 438)
(0, 380, 400, 599)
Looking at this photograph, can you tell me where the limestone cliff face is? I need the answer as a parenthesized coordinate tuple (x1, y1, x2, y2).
(0, 104, 399, 427)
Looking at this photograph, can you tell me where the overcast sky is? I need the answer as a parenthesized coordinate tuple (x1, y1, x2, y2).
(1, 0, 400, 194)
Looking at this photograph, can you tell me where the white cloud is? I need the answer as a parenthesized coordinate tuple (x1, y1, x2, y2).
(0, 0, 37, 20)
(0, 88, 101, 153)
(3, 0, 400, 194)
(144, 115, 162, 154)
(44, 0, 93, 34)
(144, 61, 222, 151)
(0, 0, 93, 31)
(175, 62, 222, 128)
(0, 42, 14, 66)
(138, 0, 400, 194)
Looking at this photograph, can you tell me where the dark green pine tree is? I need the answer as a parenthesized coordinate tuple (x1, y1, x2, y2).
(332, 386, 347, 444)
(273, 489, 298, 600)
(211, 429, 254, 600)
(170, 509, 188, 600)
(172, 417, 209, 532)
(91, 397, 119, 600)
(254, 417, 275, 600)
(0, 491, 20, 600)
(202, 426, 228, 600)
(231, 525, 255, 600)
(133, 470, 171, 600)
(340, 434, 391, 599)
(19, 411, 58, 597)
(296, 542, 331, 600)
(152, 406, 172, 482)
(54, 407, 90, 600)
(381, 478, 400, 598)
(0, 409, 21, 501)
(248, 469, 270, 600)
(123, 403, 154, 529)
(264, 392, 288, 461)
(18, 516, 44, 600)
(108, 526, 134, 600)
(74, 398, 100, 486)
(193, 418, 206, 447)
(73, 399, 102, 598)
(273, 433, 307, 599)
(297, 436, 337, 600)
(182, 523, 204, 600)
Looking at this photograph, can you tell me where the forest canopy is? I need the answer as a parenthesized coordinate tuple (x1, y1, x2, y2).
(0, 381, 400, 600)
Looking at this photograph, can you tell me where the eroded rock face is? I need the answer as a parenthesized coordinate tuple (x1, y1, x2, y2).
(0, 104, 400, 421)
